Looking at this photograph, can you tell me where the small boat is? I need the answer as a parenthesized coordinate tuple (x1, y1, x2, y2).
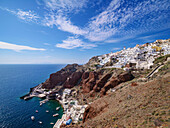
(46, 110, 49, 113)
(39, 121, 42, 124)
(40, 103, 42, 106)
(35, 110, 38, 113)
(31, 116, 35, 121)
(56, 107, 60, 110)
(50, 122, 54, 125)
(53, 113, 59, 117)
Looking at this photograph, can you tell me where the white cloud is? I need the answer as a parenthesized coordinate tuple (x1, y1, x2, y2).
(105, 39, 122, 43)
(105, 35, 135, 43)
(43, 13, 87, 35)
(43, 0, 88, 13)
(42, 0, 89, 35)
(112, 47, 121, 50)
(85, 0, 170, 41)
(56, 37, 96, 49)
(44, 43, 50, 45)
(16, 9, 40, 22)
(0, 41, 46, 52)
(1, 0, 169, 49)
(2, 8, 40, 22)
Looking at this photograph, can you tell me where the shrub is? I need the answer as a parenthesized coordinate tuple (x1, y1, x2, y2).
(154, 54, 170, 64)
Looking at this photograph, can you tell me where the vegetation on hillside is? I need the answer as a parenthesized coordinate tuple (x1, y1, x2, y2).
(154, 54, 170, 64)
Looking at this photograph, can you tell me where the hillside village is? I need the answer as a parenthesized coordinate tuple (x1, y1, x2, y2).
(90, 39, 170, 70)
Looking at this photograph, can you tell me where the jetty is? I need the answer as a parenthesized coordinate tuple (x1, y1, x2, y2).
(53, 114, 66, 128)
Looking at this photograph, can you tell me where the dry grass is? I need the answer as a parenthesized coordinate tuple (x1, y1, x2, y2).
(62, 62, 170, 128)
(89, 74, 168, 127)
(68, 72, 170, 128)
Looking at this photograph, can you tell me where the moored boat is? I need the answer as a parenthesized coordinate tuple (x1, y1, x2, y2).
(53, 113, 59, 117)
(56, 107, 60, 110)
(31, 116, 35, 121)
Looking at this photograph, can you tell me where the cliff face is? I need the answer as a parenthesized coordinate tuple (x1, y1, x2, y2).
(41, 62, 134, 96)
(42, 64, 84, 89)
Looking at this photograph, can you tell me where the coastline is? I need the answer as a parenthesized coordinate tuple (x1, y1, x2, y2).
(21, 86, 88, 128)
(54, 89, 88, 127)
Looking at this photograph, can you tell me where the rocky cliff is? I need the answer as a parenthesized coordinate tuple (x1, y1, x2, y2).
(42, 64, 84, 89)
(41, 61, 134, 96)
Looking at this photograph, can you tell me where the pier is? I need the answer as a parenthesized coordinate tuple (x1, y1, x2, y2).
(53, 114, 66, 128)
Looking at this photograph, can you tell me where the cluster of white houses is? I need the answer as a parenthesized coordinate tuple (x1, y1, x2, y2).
(98, 39, 170, 70)
(27, 87, 88, 127)
(59, 89, 88, 124)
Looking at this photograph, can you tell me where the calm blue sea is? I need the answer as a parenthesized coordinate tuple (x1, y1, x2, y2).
(0, 64, 66, 128)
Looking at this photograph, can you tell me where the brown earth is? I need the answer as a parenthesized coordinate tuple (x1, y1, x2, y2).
(62, 71, 170, 128)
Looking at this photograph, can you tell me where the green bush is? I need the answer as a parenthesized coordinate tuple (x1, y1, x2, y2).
(159, 61, 170, 72)
(154, 54, 170, 64)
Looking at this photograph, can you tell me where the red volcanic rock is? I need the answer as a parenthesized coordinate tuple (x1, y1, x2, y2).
(82, 78, 96, 93)
(131, 82, 138, 86)
(89, 71, 98, 79)
(63, 71, 83, 88)
(82, 72, 98, 93)
(50, 71, 71, 86)
(118, 72, 134, 82)
(93, 73, 112, 92)
(42, 64, 81, 89)
(83, 98, 108, 123)
(101, 77, 119, 95)
(82, 72, 89, 80)
(100, 72, 134, 95)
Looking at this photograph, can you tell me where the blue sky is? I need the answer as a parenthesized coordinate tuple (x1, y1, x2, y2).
(0, 0, 169, 64)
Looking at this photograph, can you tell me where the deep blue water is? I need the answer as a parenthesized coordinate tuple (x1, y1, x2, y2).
(0, 64, 66, 128)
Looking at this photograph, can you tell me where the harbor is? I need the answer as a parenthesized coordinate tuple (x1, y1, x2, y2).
(22, 85, 88, 128)
(29, 99, 63, 128)
(52, 89, 88, 127)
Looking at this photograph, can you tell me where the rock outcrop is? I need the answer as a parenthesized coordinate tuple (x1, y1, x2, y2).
(81, 71, 98, 93)
(118, 72, 134, 82)
(101, 72, 134, 95)
(41, 62, 134, 96)
(100, 76, 119, 95)
(93, 73, 112, 92)
(42, 64, 83, 89)
(81, 71, 134, 95)
(63, 71, 83, 88)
